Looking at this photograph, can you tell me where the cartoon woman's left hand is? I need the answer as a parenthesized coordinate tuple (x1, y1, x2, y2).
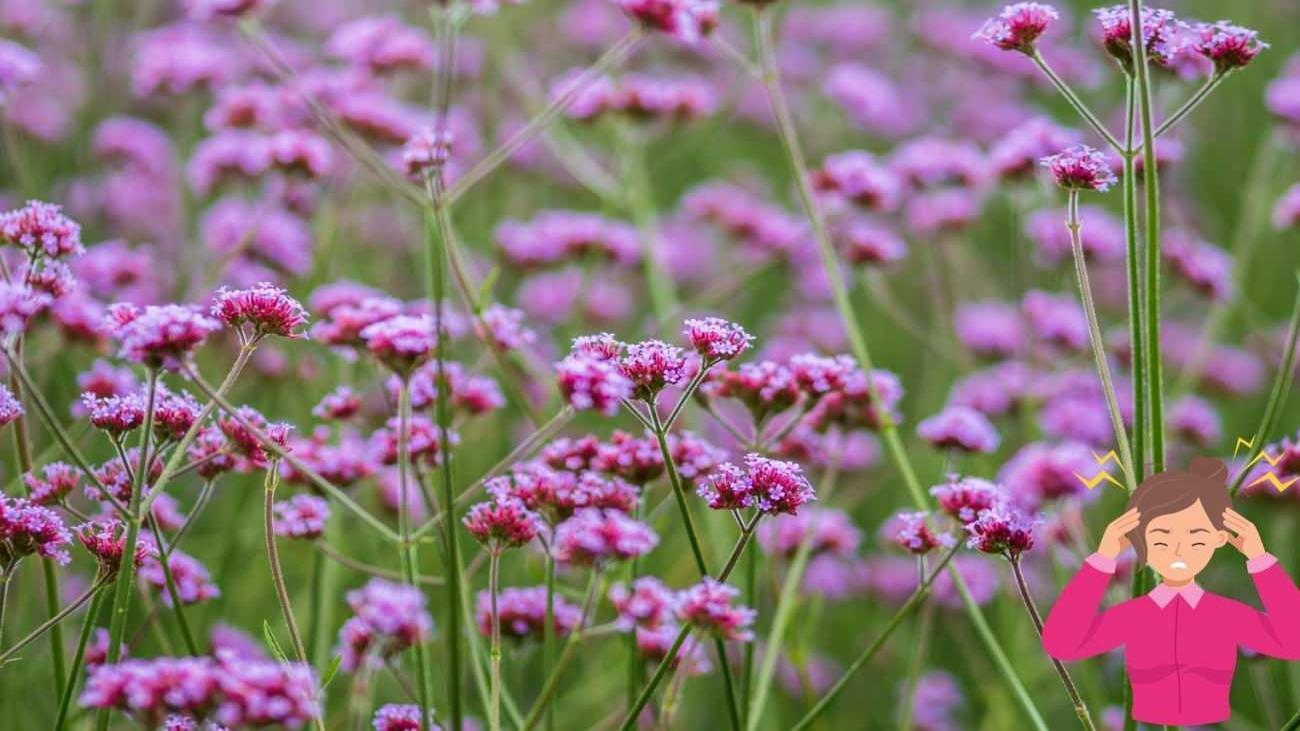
(1224, 508, 1266, 560)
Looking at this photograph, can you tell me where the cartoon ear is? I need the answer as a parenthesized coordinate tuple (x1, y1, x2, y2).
(1215, 530, 1229, 548)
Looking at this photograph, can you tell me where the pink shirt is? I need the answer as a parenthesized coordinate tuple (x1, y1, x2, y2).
(1042, 553, 1300, 726)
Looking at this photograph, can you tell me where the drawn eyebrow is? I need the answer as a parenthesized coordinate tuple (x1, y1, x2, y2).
(1189, 529, 1211, 534)
(1149, 529, 1171, 534)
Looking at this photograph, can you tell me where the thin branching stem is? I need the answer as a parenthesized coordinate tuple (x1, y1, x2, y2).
(1009, 558, 1096, 730)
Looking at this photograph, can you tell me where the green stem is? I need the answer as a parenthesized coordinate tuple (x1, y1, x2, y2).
(745, 524, 816, 729)
(0, 579, 106, 666)
(144, 516, 200, 655)
(544, 549, 558, 731)
(1122, 78, 1147, 484)
(54, 586, 107, 730)
(753, 9, 1045, 728)
(1029, 50, 1124, 153)
(520, 572, 604, 731)
(1151, 72, 1228, 140)
(621, 126, 677, 331)
(649, 405, 710, 576)
(263, 465, 309, 665)
(488, 550, 503, 731)
(1066, 192, 1137, 491)
(790, 544, 960, 730)
(396, 380, 435, 727)
(1009, 558, 1097, 730)
(95, 368, 158, 731)
(1230, 272, 1300, 497)
(1130, 0, 1166, 474)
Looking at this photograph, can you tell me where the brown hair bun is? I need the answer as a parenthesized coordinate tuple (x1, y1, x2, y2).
(1187, 456, 1228, 481)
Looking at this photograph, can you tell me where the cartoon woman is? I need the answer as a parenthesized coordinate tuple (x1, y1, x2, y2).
(1042, 456, 1300, 726)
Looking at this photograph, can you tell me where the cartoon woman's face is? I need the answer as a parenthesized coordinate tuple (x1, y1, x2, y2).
(1143, 499, 1228, 582)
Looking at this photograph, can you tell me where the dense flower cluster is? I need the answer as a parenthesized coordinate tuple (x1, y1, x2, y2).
(108, 304, 223, 371)
(464, 496, 544, 549)
(552, 507, 659, 565)
(337, 579, 434, 671)
(75, 519, 155, 579)
(697, 454, 816, 515)
(974, 3, 1059, 54)
(273, 494, 331, 539)
(476, 586, 582, 641)
(0, 494, 72, 567)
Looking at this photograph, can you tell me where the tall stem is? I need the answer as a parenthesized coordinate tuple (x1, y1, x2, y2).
(648, 405, 709, 576)
(1029, 51, 1124, 153)
(488, 550, 503, 731)
(1122, 78, 1147, 485)
(1129, 0, 1165, 474)
(544, 547, 558, 731)
(54, 586, 107, 730)
(263, 465, 309, 664)
(396, 380, 435, 727)
(745, 525, 815, 729)
(95, 368, 158, 731)
(0, 579, 105, 665)
(144, 516, 200, 655)
(1009, 558, 1097, 730)
(790, 543, 959, 730)
(620, 126, 677, 331)
(753, 9, 1046, 729)
(1151, 72, 1227, 140)
(1067, 192, 1137, 491)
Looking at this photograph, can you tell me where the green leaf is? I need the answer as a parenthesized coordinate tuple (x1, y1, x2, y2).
(263, 620, 289, 664)
(319, 654, 343, 690)
(476, 266, 500, 309)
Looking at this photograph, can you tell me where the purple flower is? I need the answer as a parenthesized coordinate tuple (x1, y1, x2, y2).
(1041, 145, 1117, 192)
(812, 151, 901, 211)
(1168, 395, 1222, 448)
(187, 130, 271, 194)
(954, 300, 1026, 359)
(609, 576, 675, 630)
(337, 578, 434, 671)
(267, 129, 334, 179)
(273, 495, 330, 540)
(964, 503, 1037, 557)
(755, 508, 861, 559)
(593, 430, 664, 485)
(477, 586, 582, 641)
(361, 315, 437, 375)
(75, 519, 154, 579)
(704, 360, 801, 422)
(990, 117, 1081, 181)
(0, 39, 40, 105)
(327, 15, 436, 74)
(24, 462, 80, 505)
(556, 353, 634, 416)
(1022, 290, 1088, 352)
(683, 317, 753, 362)
(478, 304, 536, 352)
(1093, 6, 1186, 71)
(210, 282, 309, 339)
(183, 0, 274, 20)
(1162, 230, 1233, 302)
(882, 511, 951, 555)
(0, 494, 72, 566)
(312, 386, 362, 421)
(140, 547, 220, 606)
(1194, 21, 1268, 72)
(0, 281, 51, 337)
(675, 578, 756, 642)
(81, 392, 144, 435)
(930, 475, 1003, 524)
(618, 339, 687, 399)
(0, 199, 83, 259)
(974, 3, 1059, 54)
(463, 497, 543, 549)
(401, 127, 454, 177)
(1026, 205, 1125, 264)
(553, 508, 659, 565)
(0, 383, 24, 427)
(108, 303, 222, 371)
(372, 703, 442, 731)
(614, 0, 718, 43)
(698, 454, 815, 515)
(997, 440, 1097, 508)
(917, 406, 1001, 454)
(496, 210, 639, 269)
(838, 218, 907, 267)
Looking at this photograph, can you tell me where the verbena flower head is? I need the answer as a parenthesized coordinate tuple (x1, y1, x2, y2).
(756, 508, 862, 558)
(675, 578, 755, 641)
(0, 39, 41, 106)
(24, 462, 80, 505)
(619, 339, 687, 399)
(683, 317, 753, 362)
(1194, 21, 1268, 72)
(812, 151, 902, 211)
(108, 303, 222, 371)
(75, 519, 154, 580)
(556, 352, 634, 415)
(0, 199, 83, 259)
(609, 576, 676, 630)
(141, 548, 220, 606)
(989, 117, 1081, 181)
(916, 406, 1001, 453)
(210, 282, 309, 339)
(337, 578, 434, 671)
(273, 494, 330, 540)
(152, 388, 203, 443)
(372, 703, 441, 731)
(479, 304, 537, 352)
(930, 475, 1003, 524)
(593, 430, 664, 485)
(463, 496, 543, 549)
(974, 3, 1059, 55)
(0, 494, 72, 567)
(882, 511, 951, 555)
(401, 126, 453, 178)
(0, 383, 24, 427)
(312, 386, 363, 421)
(704, 360, 801, 423)
(477, 585, 582, 641)
(360, 314, 437, 375)
(1041, 145, 1117, 192)
(553, 508, 659, 565)
(698, 454, 816, 515)
(0, 281, 52, 336)
(183, 0, 275, 21)
(964, 503, 1038, 558)
(614, 0, 719, 43)
(1093, 6, 1186, 71)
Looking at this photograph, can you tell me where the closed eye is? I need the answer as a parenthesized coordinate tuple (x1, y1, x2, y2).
(1153, 542, 1168, 548)
(1192, 542, 1206, 548)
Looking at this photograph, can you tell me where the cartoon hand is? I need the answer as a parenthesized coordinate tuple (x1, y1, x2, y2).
(1098, 507, 1140, 560)
(1224, 508, 1266, 560)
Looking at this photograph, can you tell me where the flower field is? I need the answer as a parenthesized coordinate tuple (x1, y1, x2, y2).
(0, 0, 1298, 729)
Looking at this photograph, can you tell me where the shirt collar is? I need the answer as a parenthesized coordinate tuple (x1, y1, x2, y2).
(1149, 582, 1204, 609)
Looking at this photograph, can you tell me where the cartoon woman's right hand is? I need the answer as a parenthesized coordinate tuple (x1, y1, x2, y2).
(1097, 507, 1141, 560)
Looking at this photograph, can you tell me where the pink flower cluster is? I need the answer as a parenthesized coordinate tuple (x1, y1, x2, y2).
(964, 503, 1038, 558)
(75, 518, 155, 579)
(0, 199, 83, 259)
(495, 210, 639, 269)
(210, 282, 309, 339)
(107, 303, 223, 372)
(372, 704, 442, 731)
(614, 0, 718, 43)
(475, 586, 582, 641)
(140, 547, 221, 606)
(337, 578, 433, 671)
(882, 511, 952, 555)
(674, 578, 756, 642)
(273, 494, 331, 539)
(80, 652, 319, 728)
(0, 494, 72, 567)
(552, 507, 659, 565)
(361, 314, 438, 375)
(974, 3, 1059, 54)
(697, 454, 816, 515)
(463, 495, 544, 549)
(560, 72, 718, 123)
(1041, 145, 1117, 192)
(24, 462, 81, 505)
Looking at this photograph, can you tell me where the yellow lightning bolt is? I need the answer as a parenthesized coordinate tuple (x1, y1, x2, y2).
(1073, 450, 1127, 490)
(1234, 436, 1255, 459)
(1248, 472, 1300, 493)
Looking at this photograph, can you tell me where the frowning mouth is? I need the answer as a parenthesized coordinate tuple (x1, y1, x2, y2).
(1171, 561, 1188, 570)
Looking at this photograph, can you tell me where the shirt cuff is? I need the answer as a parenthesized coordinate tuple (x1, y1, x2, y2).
(1247, 553, 1278, 574)
(1085, 553, 1117, 574)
